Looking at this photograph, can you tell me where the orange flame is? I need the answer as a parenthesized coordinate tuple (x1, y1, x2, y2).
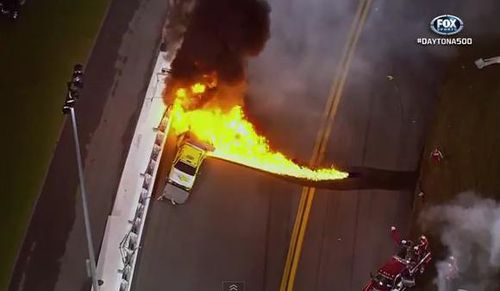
(168, 82, 348, 181)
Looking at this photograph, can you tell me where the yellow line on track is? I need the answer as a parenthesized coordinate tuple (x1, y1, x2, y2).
(279, 1, 373, 290)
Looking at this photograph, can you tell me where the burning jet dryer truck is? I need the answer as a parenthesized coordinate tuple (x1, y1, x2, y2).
(159, 132, 212, 204)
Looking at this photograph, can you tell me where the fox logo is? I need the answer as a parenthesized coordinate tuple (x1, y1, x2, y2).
(430, 15, 464, 36)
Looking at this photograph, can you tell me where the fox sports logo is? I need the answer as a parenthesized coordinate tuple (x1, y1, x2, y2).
(430, 15, 464, 35)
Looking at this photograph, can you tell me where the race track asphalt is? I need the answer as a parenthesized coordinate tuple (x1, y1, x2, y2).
(133, 0, 500, 291)
(11, 0, 500, 291)
(280, 1, 500, 290)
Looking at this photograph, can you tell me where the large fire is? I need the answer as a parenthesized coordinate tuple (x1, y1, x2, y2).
(168, 81, 348, 181)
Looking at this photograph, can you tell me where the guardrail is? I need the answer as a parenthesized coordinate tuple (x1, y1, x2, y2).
(117, 112, 170, 291)
(93, 51, 171, 291)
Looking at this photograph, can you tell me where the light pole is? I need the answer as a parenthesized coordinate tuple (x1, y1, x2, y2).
(62, 64, 100, 291)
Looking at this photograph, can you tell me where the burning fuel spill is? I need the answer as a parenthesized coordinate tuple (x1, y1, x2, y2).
(162, 0, 348, 181)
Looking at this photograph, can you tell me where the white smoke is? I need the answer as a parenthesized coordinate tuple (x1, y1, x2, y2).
(420, 192, 500, 291)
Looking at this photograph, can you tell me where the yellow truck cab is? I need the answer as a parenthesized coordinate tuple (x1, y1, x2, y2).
(161, 133, 212, 204)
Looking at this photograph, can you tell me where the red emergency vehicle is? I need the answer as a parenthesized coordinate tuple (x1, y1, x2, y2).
(362, 227, 432, 291)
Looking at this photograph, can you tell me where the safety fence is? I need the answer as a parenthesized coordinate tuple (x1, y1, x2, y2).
(117, 112, 169, 291)
(93, 51, 170, 291)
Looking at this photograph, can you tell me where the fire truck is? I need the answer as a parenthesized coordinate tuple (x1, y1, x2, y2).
(362, 227, 432, 291)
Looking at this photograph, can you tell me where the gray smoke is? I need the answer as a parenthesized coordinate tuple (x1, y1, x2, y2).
(244, 0, 464, 161)
(246, 0, 363, 158)
(245, 0, 500, 162)
(420, 192, 500, 291)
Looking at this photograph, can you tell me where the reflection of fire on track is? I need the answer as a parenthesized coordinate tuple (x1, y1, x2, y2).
(165, 78, 349, 181)
(362, 227, 432, 291)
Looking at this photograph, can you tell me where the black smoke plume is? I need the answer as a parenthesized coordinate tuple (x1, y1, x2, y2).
(170, 0, 271, 84)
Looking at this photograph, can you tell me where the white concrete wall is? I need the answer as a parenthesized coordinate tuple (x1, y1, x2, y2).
(94, 51, 171, 291)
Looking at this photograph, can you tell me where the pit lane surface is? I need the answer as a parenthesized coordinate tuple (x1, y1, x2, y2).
(135, 0, 498, 291)
(8, 0, 167, 290)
